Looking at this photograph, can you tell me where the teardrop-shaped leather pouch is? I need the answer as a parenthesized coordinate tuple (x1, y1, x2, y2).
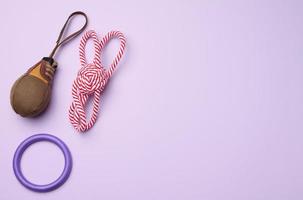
(10, 11, 88, 117)
(10, 58, 57, 117)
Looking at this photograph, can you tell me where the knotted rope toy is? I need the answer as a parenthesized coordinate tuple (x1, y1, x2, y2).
(69, 30, 126, 132)
(10, 11, 88, 117)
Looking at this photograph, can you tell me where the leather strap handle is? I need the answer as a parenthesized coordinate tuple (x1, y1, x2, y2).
(49, 11, 88, 58)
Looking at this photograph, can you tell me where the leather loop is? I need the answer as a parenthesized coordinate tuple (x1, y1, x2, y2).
(49, 11, 88, 58)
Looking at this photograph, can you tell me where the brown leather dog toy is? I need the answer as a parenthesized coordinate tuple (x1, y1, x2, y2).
(10, 11, 88, 117)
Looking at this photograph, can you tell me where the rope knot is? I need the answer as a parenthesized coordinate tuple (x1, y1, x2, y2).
(76, 64, 107, 95)
(69, 30, 126, 132)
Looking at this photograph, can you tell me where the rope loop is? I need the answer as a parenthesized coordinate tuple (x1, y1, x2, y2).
(79, 30, 102, 68)
(69, 30, 126, 132)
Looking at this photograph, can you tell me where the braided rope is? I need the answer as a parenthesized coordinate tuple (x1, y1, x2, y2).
(69, 30, 126, 132)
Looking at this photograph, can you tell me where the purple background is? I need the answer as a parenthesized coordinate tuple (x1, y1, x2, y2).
(1, 0, 303, 199)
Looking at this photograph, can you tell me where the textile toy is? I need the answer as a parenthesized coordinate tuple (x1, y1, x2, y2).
(69, 30, 126, 132)
(10, 11, 88, 117)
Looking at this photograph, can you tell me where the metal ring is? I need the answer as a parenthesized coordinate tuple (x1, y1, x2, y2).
(13, 134, 72, 192)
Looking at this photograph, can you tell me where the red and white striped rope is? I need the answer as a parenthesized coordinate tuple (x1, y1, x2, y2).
(69, 30, 126, 132)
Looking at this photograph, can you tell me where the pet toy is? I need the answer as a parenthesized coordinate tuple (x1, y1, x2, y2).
(69, 30, 126, 132)
(13, 134, 72, 192)
(10, 11, 88, 117)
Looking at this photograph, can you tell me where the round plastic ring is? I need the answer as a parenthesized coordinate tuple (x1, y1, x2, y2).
(13, 133, 72, 192)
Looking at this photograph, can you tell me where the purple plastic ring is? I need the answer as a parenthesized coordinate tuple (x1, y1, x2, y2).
(13, 134, 72, 192)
